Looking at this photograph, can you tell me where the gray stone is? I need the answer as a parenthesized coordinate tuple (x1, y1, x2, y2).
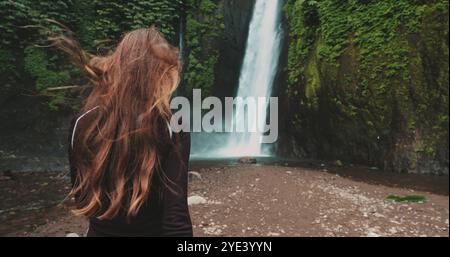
(188, 195, 207, 205)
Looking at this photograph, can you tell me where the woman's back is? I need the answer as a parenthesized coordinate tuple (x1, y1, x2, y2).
(55, 26, 193, 237)
(68, 108, 192, 237)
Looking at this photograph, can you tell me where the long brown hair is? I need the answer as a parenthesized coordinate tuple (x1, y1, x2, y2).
(52, 26, 181, 220)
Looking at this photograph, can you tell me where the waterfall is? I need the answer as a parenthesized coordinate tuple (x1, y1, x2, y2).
(189, 0, 283, 158)
(218, 0, 283, 157)
(178, 15, 185, 60)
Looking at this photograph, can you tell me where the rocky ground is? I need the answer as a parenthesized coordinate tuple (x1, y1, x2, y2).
(1, 162, 449, 237)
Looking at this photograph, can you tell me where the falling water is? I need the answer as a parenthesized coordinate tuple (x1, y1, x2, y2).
(189, 0, 283, 158)
(178, 16, 185, 60)
(217, 0, 283, 157)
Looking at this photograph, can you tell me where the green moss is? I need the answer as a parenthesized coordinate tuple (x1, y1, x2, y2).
(1, 0, 183, 111)
(386, 194, 426, 203)
(184, 0, 224, 96)
(24, 46, 70, 111)
(284, 0, 449, 172)
(304, 47, 320, 107)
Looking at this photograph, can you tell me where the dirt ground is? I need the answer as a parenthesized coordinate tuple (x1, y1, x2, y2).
(1, 163, 449, 237)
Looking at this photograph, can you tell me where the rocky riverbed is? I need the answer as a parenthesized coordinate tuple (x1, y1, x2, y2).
(1, 163, 448, 237)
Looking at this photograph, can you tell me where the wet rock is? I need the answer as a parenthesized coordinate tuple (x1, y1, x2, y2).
(188, 195, 207, 205)
(239, 157, 257, 164)
(216, 0, 256, 96)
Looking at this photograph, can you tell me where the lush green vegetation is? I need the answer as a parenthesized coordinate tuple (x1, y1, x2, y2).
(1, 0, 448, 173)
(184, 0, 224, 96)
(284, 0, 449, 173)
(0, 0, 182, 110)
(0, 0, 224, 109)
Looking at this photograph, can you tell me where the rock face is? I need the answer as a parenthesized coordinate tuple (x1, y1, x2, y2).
(0, 0, 256, 173)
(1, 1, 447, 176)
(279, 1, 449, 175)
(214, 0, 256, 97)
(0, 94, 71, 172)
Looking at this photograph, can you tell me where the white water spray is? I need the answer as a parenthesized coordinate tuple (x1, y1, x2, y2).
(217, 0, 283, 157)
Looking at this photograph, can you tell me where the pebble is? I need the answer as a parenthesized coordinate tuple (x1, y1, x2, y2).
(366, 231, 381, 237)
(188, 171, 202, 181)
(188, 195, 207, 205)
(389, 228, 398, 234)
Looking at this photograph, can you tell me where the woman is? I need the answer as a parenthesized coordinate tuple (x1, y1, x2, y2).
(56, 27, 192, 236)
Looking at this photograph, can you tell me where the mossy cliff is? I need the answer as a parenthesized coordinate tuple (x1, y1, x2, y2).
(281, 0, 449, 174)
(183, 0, 255, 97)
(0, 0, 256, 171)
(0, 0, 448, 175)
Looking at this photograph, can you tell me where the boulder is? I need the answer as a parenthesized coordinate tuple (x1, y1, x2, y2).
(239, 157, 257, 164)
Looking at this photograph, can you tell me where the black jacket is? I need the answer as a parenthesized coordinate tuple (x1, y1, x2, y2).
(68, 108, 193, 237)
